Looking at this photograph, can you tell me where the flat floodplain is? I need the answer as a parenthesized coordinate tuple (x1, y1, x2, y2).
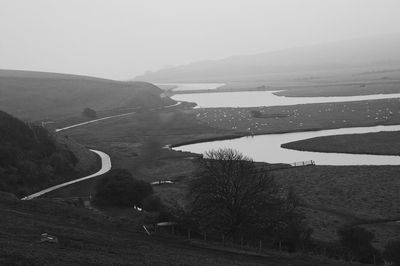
(191, 98, 400, 135)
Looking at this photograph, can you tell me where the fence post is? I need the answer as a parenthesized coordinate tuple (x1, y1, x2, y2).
(240, 237, 244, 249)
(187, 229, 191, 240)
(259, 240, 262, 252)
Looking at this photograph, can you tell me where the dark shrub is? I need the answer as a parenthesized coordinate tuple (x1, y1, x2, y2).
(95, 169, 153, 207)
(142, 194, 163, 212)
(250, 110, 262, 118)
(82, 107, 97, 118)
(49, 152, 75, 175)
(338, 226, 374, 248)
(337, 225, 380, 263)
(383, 240, 400, 266)
(132, 180, 153, 206)
(0, 110, 79, 196)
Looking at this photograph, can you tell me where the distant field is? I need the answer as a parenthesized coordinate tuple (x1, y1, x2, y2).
(193, 98, 400, 135)
(274, 80, 400, 97)
(274, 165, 400, 247)
(0, 70, 175, 120)
(282, 131, 400, 155)
(208, 67, 400, 97)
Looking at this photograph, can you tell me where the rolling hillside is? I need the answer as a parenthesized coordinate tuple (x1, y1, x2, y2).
(0, 70, 176, 120)
(135, 35, 400, 83)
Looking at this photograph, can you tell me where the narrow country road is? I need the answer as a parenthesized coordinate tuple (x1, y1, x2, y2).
(55, 111, 136, 132)
(55, 101, 181, 132)
(21, 149, 111, 200)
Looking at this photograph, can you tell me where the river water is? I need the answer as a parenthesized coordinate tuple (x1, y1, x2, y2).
(172, 90, 400, 108)
(169, 83, 400, 165)
(174, 125, 400, 165)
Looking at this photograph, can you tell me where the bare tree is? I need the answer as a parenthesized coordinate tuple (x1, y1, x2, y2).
(188, 148, 282, 240)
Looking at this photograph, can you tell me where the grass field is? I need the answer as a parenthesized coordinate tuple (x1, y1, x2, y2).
(153, 163, 400, 248)
(273, 165, 400, 245)
(282, 131, 400, 155)
(274, 80, 400, 97)
(192, 98, 400, 136)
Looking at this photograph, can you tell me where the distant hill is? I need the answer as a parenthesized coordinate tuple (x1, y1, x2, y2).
(0, 110, 97, 197)
(135, 35, 400, 83)
(0, 70, 176, 120)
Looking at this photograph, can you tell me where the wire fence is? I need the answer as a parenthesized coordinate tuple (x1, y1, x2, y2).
(290, 160, 315, 167)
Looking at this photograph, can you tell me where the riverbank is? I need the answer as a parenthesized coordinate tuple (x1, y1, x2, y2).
(274, 80, 400, 97)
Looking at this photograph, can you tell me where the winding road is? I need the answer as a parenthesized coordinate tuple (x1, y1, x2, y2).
(21, 112, 131, 200)
(21, 150, 111, 200)
(21, 101, 183, 200)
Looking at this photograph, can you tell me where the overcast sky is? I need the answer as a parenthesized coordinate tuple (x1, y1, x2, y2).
(1, 0, 400, 80)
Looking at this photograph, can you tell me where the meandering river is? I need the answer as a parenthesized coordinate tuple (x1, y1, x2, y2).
(169, 83, 400, 165)
(172, 90, 400, 108)
(174, 125, 400, 165)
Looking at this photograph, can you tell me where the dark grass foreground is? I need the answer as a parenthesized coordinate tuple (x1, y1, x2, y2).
(0, 192, 364, 266)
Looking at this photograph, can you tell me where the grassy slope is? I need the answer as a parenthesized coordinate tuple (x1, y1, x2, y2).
(273, 166, 400, 245)
(0, 69, 175, 121)
(0, 192, 359, 266)
(282, 131, 400, 155)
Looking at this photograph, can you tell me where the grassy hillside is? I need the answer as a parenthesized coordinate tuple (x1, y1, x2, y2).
(0, 110, 98, 197)
(0, 192, 362, 265)
(273, 165, 400, 247)
(0, 69, 175, 120)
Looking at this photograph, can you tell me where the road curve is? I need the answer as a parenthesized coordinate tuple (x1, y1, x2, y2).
(21, 149, 111, 200)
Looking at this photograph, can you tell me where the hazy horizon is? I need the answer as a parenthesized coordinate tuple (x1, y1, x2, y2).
(1, 0, 400, 80)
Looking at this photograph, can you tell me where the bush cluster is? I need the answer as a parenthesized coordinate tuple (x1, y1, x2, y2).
(82, 108, 97, 118)
(0, 111, 77, 197)
(94, 169, 156, 208)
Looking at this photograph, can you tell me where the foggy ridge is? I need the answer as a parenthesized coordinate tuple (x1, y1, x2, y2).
(136, 35, 400, 83)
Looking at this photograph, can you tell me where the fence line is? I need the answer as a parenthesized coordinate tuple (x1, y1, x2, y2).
(290, 160, 315, 167)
